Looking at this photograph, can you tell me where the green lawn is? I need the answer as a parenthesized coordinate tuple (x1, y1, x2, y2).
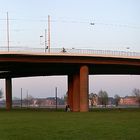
(0, 108, 140, 140)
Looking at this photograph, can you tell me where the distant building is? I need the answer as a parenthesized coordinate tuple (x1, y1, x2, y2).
(89, 93, 115, 107)
(119, 96, 138, 105)
(0, 97, 65, 108)
(32, 97, 65, 107)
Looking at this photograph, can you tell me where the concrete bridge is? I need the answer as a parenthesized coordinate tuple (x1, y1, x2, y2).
(0, 48, 140, 112)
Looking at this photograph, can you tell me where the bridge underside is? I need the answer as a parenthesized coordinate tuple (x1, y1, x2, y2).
(3, 64, 90, 112)
(0, 63, 140, 78)
(0, 53, 140, 111)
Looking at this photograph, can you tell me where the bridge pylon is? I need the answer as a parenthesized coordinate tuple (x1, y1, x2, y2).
(5, 77, 12, 110)
(68, 65, 89, 112)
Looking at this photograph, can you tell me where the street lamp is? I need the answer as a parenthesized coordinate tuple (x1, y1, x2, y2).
(90, 22, 95, 25)
(126, 47, 130, 52)
(40, 35, 43, 45)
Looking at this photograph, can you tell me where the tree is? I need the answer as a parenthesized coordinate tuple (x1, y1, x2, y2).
(0, 89, 3, 99)
(98, 90, 108, 107)
(132, 88, 140, 107)
(114, 94, 120, 107)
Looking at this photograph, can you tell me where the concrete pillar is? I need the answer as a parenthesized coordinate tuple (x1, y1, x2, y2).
(6, 77, 12, 110)
(68, 65, 89, 112)
(80, 65, 89, 112)
(68, 75, 73, 111)
(72, 73, 80, 112)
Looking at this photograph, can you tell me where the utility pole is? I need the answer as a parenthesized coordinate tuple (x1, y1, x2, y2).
(48, 15, 50, 53)
(21, 88, 22, 108)
(27, 90, 29, 108)
(7, 12, 10, 51)
(55, 87, 58, 110)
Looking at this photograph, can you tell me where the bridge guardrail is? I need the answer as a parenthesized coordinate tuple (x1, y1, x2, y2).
(0, 46, 140, 57)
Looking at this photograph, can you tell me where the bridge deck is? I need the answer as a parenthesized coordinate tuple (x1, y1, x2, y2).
(0, 47, 140, 58)
(0, 50, 140, 60)
(0, 48, 140, 78)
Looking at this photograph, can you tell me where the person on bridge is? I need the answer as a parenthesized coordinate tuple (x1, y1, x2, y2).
(62, 48, 67, 53)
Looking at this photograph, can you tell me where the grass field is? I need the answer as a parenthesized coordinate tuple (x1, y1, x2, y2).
(0, 108, 140, 140)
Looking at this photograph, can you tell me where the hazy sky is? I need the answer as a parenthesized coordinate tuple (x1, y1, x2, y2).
(0, 0, 140, 98)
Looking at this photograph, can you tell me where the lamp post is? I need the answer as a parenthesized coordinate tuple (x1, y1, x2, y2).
(45, 29, 47, 52)
(40, 29, 48, 52)
(40, 35, 43, 45)
(126, 47, 131, 57)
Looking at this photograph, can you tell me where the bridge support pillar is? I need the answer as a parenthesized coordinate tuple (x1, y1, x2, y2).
(68, 65, 89, 112)
(80, 65, 89, 112)
(5, 77, 12, 110)
(72, 73, 80, 112)
(68, 75, 73, 111)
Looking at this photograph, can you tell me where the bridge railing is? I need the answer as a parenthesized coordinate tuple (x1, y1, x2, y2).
(50, 48, 140, 57)
(0, 46, 140, 57)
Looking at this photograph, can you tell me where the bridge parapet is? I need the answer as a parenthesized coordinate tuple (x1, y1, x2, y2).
(0, 47, 140, 57)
